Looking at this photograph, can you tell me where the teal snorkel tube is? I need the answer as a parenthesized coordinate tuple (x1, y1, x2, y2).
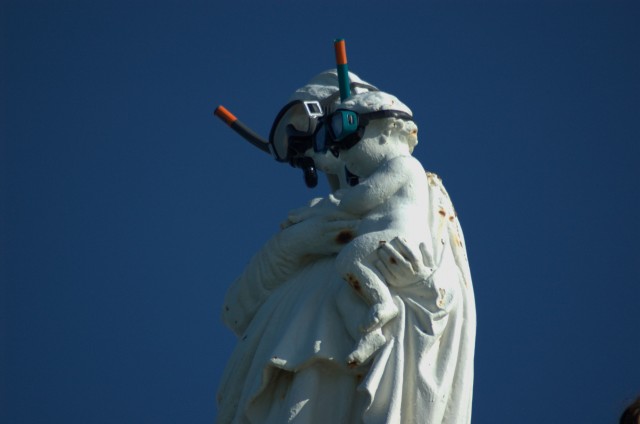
(334, 38, 351, 101)
(333, 38, 359, 154)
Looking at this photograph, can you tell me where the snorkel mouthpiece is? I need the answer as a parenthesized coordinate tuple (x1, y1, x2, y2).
(334, 39, 351, 102)
(293, 157, 318, 188)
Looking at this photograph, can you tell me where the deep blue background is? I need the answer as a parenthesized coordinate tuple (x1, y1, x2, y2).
(2, 1, 639, 423)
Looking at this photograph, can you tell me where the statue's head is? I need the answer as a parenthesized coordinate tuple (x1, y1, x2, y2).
(269, 70, 418, 184)
(269, 70, 377, 189)
(286, 70, 377, 176)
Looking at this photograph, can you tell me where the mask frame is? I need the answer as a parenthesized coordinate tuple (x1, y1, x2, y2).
(314, 109, 414, 156)
(268, 100, 325, 163)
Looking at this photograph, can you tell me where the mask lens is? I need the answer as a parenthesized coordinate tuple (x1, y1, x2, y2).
(330, 113, 344, 139)
(330, 110, 359, 141)
(313, 122, 331, 153)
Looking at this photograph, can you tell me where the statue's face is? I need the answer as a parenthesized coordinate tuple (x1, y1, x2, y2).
(338, 120, 405, 178)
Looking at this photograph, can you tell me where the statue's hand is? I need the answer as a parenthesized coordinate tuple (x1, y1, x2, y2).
(328, 190, 344, 203)
(374, 237, 436, 288)
(278, 211, 359, 257)
(281, 195, 342, 229)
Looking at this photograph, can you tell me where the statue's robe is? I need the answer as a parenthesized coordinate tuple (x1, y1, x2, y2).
(217, 173, 475, 424)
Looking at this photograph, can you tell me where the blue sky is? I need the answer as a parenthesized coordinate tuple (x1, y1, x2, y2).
(2, 1, 639, 423)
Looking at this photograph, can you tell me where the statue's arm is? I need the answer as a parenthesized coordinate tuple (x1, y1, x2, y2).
(374, 237, 456, 318)
(373, 174, 465, 320)
(222, 214, 358, 335)
(222, 234, 300, 335)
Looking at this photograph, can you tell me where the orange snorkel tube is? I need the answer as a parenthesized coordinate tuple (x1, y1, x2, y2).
(213, 104, 318, 187)
(213, 105, 271, 155)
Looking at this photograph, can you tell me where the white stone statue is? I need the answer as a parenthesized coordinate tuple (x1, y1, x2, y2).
(216, 71, 476, 424)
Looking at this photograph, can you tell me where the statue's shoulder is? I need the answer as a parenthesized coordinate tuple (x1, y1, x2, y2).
(425, 171, 456, 208)
(426, 171, 442, 185)
(384, 154, 425, 176)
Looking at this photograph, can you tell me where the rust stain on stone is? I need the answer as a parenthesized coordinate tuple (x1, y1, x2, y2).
(346, 273, 362, 292)
(437, 288, 447, 308)
(336, 230, 354, 245)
